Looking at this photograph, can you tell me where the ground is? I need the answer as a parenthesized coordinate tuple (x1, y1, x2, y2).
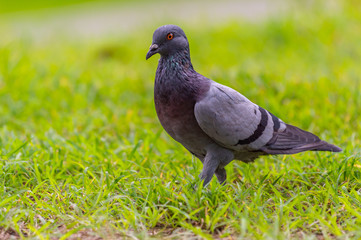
(0, 0, 361, 239)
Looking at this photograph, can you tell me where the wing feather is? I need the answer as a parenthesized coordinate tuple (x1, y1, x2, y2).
(194, 82, 274, 151)
(194, 82, 341, 155)
(262, 124, 342, 154)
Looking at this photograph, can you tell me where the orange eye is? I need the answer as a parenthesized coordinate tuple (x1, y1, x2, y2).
(166, 33, 174, 40)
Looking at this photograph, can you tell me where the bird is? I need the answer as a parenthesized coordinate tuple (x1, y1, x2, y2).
(146, 24, 342, 186)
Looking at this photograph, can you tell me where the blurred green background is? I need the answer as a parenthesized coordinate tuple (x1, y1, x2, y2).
(0, 0, 360, 239)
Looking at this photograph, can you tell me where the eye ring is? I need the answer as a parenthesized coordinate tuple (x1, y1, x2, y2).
(166, 33, 174, 40)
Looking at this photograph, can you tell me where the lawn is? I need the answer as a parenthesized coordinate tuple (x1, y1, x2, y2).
(0, 0, 361, 239)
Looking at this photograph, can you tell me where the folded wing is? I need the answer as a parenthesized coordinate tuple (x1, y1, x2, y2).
(194, 82, 279, 151)
(194, 82, 342, 154)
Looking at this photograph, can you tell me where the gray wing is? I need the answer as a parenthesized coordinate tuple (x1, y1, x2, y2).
(194, 82, 284, 151)
(261, 123, 342, 154)
(195, 82, 342, 154)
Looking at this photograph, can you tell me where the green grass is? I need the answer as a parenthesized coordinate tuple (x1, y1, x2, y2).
(1, 1, 361, 239)
(0, 0, 118, 14)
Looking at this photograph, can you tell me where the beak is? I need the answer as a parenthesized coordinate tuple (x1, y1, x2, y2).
(146, 44, 159, 60)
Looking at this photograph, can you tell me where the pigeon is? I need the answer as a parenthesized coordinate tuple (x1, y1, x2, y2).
(146, 24, 342, 186)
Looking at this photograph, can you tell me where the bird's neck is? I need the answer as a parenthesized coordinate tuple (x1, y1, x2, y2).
(154, 49, 209, 105)
(157, 49, 195, 78)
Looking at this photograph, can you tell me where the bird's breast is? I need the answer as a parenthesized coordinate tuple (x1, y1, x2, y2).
(153, 68, 213, 155)
(154, 82, 210, 151)
(154, 89, 196, 133)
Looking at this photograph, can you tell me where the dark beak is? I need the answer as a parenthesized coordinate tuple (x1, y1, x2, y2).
(146, 44, 159, 60)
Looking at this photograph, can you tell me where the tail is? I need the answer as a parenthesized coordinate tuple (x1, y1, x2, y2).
(309, 141, 342, 152)
(261, 124, 342, 155)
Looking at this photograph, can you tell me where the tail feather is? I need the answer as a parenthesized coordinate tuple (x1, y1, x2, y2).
(261, 124, 342, 155)
(310, 141, 342, 152)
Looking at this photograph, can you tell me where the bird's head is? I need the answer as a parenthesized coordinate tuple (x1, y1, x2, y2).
(146, 25, 189, 60)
